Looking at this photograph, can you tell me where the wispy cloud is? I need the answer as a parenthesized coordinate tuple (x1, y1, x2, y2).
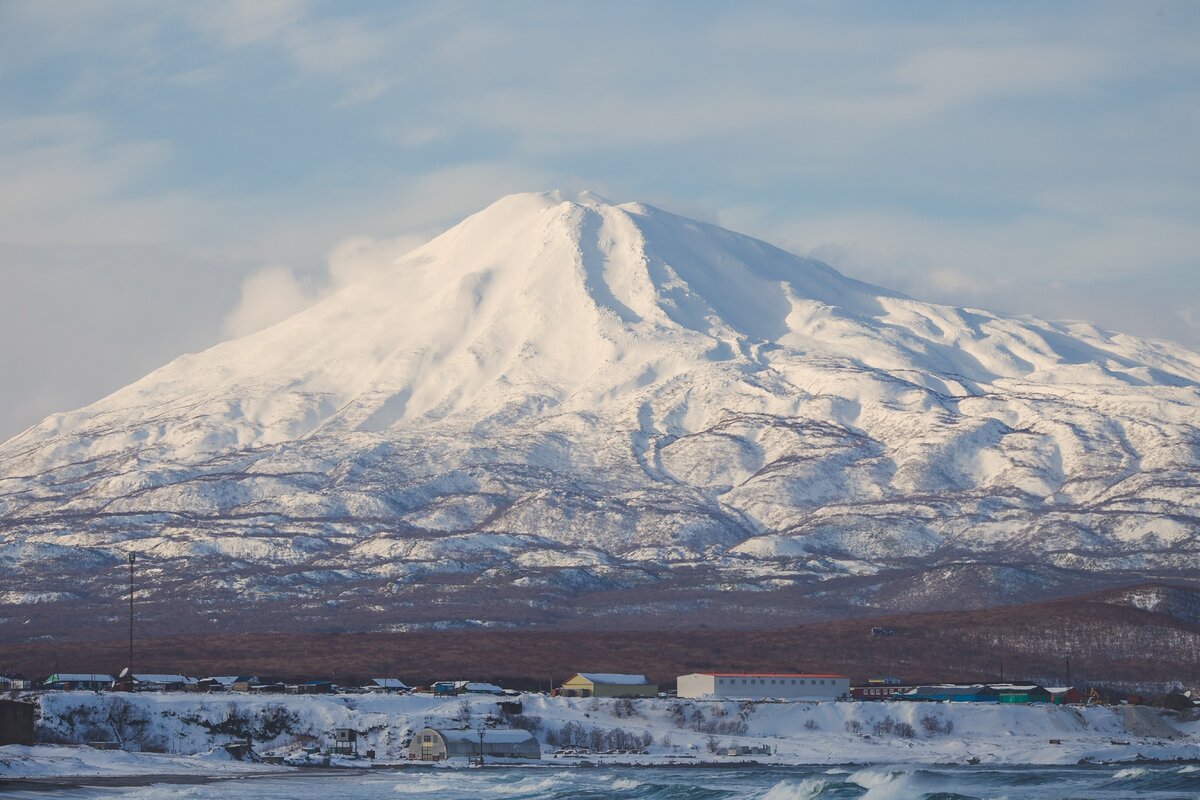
(0, 113, 190, 243)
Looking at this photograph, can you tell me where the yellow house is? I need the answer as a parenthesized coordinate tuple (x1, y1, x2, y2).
(560, 673, 658, 698)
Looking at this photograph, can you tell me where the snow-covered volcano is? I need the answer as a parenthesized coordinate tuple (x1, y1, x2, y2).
(3, 191, 1199, 637)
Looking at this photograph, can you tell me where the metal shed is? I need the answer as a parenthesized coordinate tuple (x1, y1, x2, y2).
(901, 684, 1000, 702)
(0, 699, 35, 746)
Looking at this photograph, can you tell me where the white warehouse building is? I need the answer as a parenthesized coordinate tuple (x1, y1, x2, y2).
(677, 672, 850, 701)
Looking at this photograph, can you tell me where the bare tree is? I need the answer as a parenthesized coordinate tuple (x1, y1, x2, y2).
(104, 697, 149, 748)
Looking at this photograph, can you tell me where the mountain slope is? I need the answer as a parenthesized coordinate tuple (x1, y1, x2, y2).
(2, 191, 1199, 638)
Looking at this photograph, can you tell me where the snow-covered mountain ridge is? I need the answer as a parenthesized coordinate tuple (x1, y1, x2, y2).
(2, 191, 1199, 635)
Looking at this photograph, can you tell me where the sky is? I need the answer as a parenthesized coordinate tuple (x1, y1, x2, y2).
(1, 0, 1199, 439)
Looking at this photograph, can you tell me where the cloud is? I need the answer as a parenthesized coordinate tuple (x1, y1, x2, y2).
(892, 44, 1109, 110)
(222, 232, 428, 338)
(0, 114, 187, 244)
(3, 1, 1200, 441)
(185, 0, 307, 47)
(221, 264, 315, 338)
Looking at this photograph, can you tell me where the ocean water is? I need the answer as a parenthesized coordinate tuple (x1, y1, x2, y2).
(5, 764, 1200, 799)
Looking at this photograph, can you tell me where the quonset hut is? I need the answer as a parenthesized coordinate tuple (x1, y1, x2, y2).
(407, 727, 540, 761)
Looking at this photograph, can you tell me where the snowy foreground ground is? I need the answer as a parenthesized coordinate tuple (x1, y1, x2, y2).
(2, 692, 1198, 780)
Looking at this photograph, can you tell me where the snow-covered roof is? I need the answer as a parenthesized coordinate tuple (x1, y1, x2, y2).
(904, 685, 994, 695)
(1046, 687, 1076, 694)
(456, 681, 502, 692)
(432, 728, 535, 744)
(203, 676, 254, 685)
(47, 673, 112, 682)
(371, 678, 409, 688)
(134, 674, 197, 684)
(575, 673, 652, 685)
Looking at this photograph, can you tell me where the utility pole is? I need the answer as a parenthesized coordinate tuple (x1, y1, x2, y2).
(128, 552, 136, 689)
(477, 727, 485, 767)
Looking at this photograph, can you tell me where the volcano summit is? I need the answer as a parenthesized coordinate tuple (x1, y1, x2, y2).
(3, 191, 1199, 638)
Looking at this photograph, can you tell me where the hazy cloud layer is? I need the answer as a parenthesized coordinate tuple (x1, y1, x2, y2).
(1, 1, 1198, 437)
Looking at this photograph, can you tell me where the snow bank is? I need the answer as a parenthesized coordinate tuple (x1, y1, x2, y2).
(14, 690, 1197, 779)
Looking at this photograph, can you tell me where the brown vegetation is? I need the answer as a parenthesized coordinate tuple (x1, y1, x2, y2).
(4, 584, 1197, 689)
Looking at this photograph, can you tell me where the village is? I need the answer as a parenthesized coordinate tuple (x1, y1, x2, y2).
(3, 667, 1198, 773)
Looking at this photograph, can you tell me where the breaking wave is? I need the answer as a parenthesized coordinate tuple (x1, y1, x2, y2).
(9, 763, 1199, 799)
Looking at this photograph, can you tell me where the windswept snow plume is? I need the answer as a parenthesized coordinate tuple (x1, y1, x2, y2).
(223, 232, 430, 337)
(2, 191, 1199, 636)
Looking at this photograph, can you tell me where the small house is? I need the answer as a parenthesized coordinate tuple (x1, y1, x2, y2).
(249, 681, 286, 694)
(560, 673, 657, 698)
(458, 681, 504, 695)
(199, 676, 256, 692)
(127, 674, 199, 692)
(1047, 686, 1084, 705)
(852, 684, 916, 701)
(285, 679, 333, 694)
(433, 680, 504, 696)
(407, 727, 540, 761)
(0, 675, 32, 692)
(367, 678, 409, 693)
(43, 673, 112, 692)
(723, 744, 771, 756)
(333, 728, 358, 756)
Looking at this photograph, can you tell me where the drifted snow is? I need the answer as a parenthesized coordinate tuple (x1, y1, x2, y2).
(2, 191, 1200, 616)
